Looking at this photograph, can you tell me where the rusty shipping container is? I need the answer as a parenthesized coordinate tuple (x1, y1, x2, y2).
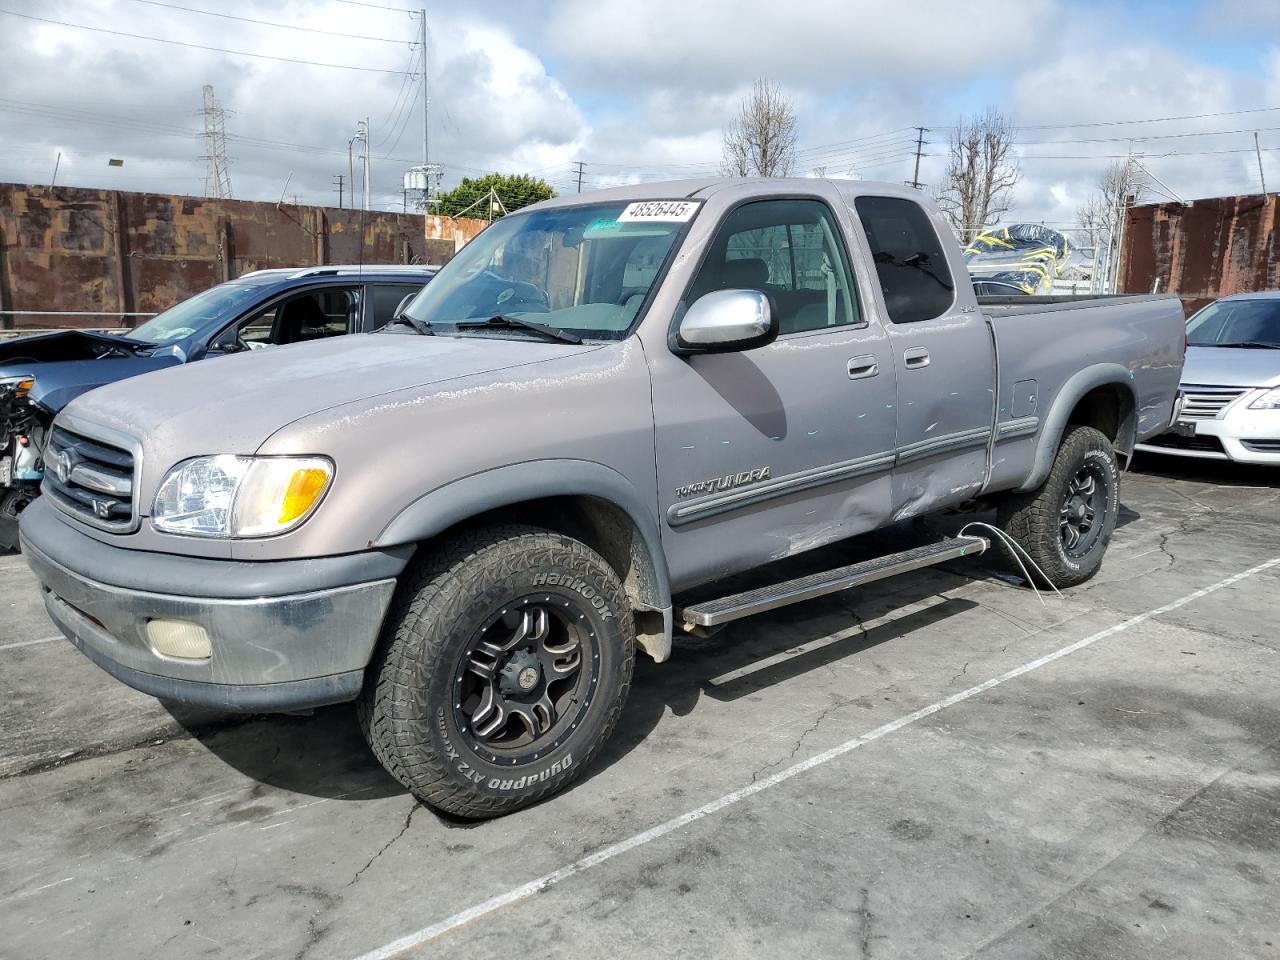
(1121, 193, 1280, 316)
(0, 183, 489, 330)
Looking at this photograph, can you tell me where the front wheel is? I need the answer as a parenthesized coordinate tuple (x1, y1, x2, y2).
(358, 525, 635, 819)
(996, 425, 1120, 588)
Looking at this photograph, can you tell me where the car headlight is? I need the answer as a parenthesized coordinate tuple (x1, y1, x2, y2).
(152, 455, 333, 538)
(0, 375, 34, 398)
(1249, 387, 1280, 410)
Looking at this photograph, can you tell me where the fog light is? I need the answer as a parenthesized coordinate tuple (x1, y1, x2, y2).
(146, 619, 212, 660)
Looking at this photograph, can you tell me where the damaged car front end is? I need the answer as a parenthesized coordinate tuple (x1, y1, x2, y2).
(0, 373, 44, 547)
(0, 331, 170, 548)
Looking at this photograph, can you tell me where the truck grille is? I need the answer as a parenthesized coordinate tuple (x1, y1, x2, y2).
(43, 426, 137, 531)
(1179, 386, 1246, 420)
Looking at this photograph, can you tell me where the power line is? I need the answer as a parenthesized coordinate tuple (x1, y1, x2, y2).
(997, 105, 1280, 132)
(375, 48, 421, 147)
(793, 127, 916, 159)
(333, 0, 417, 12)
(0, 8, 415, 75)
(1016, 123, 1280, 145)
(120, 0, 408, 44)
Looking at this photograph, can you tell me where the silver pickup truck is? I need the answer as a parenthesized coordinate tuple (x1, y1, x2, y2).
(19, 179, 1185, 818)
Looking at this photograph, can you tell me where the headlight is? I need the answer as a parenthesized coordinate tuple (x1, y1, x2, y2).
(0, 375, 34, 398)
(152, 455, 333, 538)
(1249, 387, 1280, 410)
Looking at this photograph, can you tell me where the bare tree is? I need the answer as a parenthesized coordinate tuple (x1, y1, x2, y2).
(721, 78, 797, 177)
(936, 108, 1020, 238)
(1076, 159, 1144, 249)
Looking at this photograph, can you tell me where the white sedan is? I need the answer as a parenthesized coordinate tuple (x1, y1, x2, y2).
(1137, 292, 1280, 464)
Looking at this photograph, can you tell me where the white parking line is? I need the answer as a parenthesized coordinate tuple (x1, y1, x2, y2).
(352, 555, 1280, 960)
(0, 636, 60, 652)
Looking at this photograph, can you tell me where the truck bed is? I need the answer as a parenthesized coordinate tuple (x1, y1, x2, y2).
(980, 293, 1186, 493)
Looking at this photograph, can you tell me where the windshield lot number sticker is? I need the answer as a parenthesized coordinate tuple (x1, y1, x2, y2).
(618, 201, 699, 223)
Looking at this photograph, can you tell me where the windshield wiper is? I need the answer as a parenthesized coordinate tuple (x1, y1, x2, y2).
(1205, 341, 1280, 350)
(383, 314, 434, 336)
(456, 315, 582, 344)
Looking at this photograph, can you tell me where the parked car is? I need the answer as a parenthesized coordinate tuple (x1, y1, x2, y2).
(1136, 291, 1280, 463)
(19, 179, 1184, 817)
(0, 265, 435, 547)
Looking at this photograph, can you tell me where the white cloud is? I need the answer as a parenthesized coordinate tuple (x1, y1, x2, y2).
(0, 0, 1277, 225)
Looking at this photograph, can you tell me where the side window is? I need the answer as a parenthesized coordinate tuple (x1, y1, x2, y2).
(236, 304, 277, 347)
(211, 287, 359, 351)
(853, 195, 955, 324)
(367, 284, 424, 330)
(688, 199, 860, 335)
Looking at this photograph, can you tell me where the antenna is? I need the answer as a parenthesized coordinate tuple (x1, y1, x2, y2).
(200, 84, 233, 199)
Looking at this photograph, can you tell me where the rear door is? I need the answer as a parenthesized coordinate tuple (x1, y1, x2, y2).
(852, 195, 995, 516)
(649, 196, 899, 590)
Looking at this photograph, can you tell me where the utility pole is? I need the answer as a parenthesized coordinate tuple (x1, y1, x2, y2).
(351, 119, 371, 211)
(419, 10, 428, 171)
(362, 118, 371, 211)
(1255, 132, 1268, 196)
(334, 174, 345, 209)
(347, 138, 355, 208)
(908, 127, 927, 189)
(572, 160, 585, 193)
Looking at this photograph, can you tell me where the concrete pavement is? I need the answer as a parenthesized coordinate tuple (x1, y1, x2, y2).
(1, 455, 1277, 959)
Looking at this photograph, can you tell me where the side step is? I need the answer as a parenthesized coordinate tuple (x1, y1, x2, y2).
(677, 536, 989, 628)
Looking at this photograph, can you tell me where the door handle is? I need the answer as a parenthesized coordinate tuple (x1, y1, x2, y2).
(847, 355, 878, 380)
(903, 347, 931, 369)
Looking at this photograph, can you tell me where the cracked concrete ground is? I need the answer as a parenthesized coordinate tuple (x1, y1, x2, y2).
(1, 454, 1278, 959)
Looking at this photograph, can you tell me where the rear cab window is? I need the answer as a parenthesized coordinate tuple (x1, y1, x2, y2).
(854, 196, 956, 323)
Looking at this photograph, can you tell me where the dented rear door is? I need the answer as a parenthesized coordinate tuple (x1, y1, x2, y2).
(850, 195, 996, 519)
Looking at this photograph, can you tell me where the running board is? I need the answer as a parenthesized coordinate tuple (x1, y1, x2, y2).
(677, 536, 989, 628)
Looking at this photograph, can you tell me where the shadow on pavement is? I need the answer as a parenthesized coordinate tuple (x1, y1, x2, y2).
(166, 703, 406, 803)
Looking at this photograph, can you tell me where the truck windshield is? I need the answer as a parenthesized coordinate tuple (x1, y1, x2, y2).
(1187, 299, 1280, 348)
(401, 201, 693, 341)
(130, 283, 264, 344)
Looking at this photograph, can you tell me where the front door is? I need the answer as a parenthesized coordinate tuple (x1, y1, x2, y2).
(852, 195, 996, 517)
(648, 197, 898, 591)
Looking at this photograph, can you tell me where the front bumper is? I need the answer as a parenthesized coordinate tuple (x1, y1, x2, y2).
(1136, 387, 1280, 465)
(19, 498, 407, 712)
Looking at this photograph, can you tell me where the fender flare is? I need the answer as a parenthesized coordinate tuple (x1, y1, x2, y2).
(373, 458, 672, 614)
(1019, 363, 1137, 492)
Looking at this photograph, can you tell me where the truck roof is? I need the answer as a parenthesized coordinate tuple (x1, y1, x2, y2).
(529, 177, 925, 212)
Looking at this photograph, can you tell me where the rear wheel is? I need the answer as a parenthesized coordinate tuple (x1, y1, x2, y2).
(996, 425, 1120, 588)
(358, 525, 634, 819)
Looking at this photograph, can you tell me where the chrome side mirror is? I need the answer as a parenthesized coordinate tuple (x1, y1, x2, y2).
(673, 289, 776, 354)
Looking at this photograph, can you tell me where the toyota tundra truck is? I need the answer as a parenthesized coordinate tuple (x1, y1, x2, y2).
(18, 179, 1186, 818)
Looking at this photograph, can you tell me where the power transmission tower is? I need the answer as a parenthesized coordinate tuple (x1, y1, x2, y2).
(908, 127, 927, 189)
(334, 174, 345, 209)
(200, 84, 233, 199)
(572, 160, 585, 193)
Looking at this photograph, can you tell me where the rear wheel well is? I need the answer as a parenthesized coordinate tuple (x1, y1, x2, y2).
(1066, 384, 1136, 461)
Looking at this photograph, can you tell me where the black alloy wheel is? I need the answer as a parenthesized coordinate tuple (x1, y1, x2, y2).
(454, 596, 599, 764)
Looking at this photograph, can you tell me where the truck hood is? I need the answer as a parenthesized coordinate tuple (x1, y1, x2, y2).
(1182, 345, 1280, 389)
(62, 332, 599, 457)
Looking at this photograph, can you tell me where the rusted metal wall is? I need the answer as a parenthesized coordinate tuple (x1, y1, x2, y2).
(1121, 193, 1280, 316)
(0, 183, 489, 330)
